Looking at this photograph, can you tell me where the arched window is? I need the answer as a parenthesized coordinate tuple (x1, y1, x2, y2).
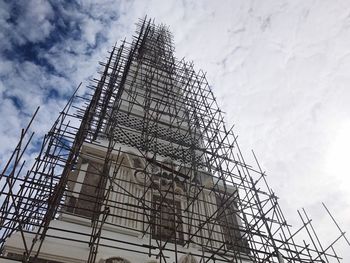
(148, 159, 185, 245)
(151, 195, 184, 244)
(216, 191, 250, 254)
(68, 160, 105, 218)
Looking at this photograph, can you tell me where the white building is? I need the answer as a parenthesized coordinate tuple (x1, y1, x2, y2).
(1, 19, 251, 263)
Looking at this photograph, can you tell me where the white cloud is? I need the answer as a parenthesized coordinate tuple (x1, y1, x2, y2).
(10, 0, 54, 45)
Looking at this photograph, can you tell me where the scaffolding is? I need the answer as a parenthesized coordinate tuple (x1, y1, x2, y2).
(0, 18, 349, 263)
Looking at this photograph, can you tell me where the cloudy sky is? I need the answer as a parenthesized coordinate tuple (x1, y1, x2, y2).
(0, 0, 349, 260)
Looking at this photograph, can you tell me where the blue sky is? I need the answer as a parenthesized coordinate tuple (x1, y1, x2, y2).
(0, 0, 349, 260)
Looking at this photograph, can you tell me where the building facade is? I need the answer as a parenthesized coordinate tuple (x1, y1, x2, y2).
(0, 19, 250, 263)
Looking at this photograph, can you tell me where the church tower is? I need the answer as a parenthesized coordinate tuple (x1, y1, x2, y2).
(0, 18, 347, 263)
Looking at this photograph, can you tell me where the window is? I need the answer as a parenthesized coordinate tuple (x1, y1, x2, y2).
(68, 161, 105, 218)
(216, 192, 249, 254)
(151, 195, 184, 244)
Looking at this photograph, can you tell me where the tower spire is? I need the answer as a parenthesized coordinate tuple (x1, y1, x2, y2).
(0, 17, 348, 263)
